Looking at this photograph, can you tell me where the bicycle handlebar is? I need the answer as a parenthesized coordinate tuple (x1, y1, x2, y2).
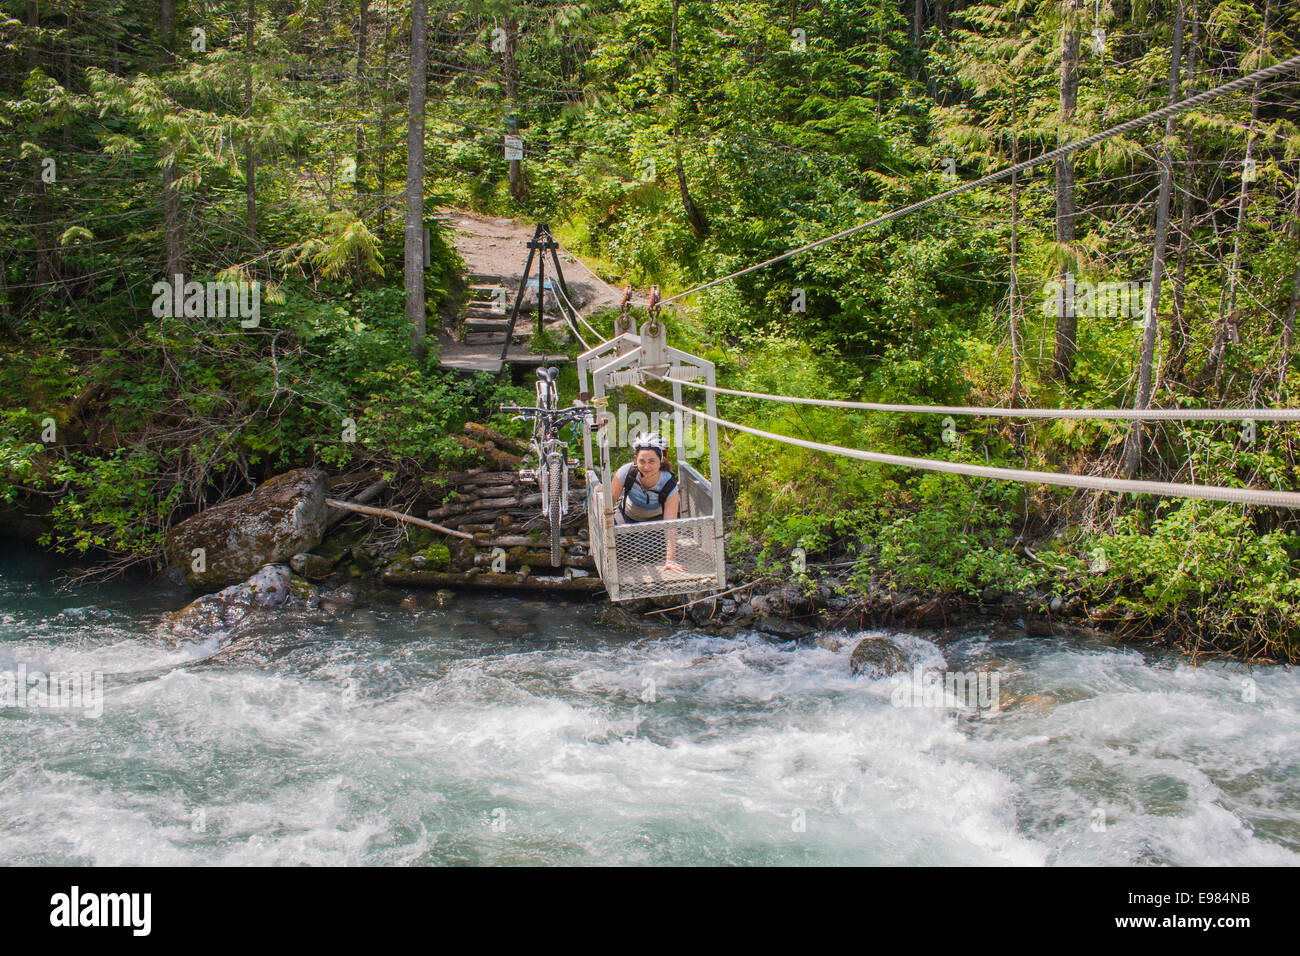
(500, 403, 595, 418)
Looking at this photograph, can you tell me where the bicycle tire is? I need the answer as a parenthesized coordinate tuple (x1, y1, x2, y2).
(548, 456, 563, 567)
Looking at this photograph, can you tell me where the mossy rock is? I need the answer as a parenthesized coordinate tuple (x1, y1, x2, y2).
(163, 468, 329, 591)
(418, 542, 452, 571)
(407, 527, 439, 550)
(849, 637, 907, 679)
(313, 535, 350, 563)
(450, 541, 477, 566)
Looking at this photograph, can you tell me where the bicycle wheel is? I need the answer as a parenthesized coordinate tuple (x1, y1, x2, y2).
(548, 456, 563, 566)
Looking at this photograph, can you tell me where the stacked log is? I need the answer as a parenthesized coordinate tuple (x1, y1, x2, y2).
(383, 466, 601, 590)
(451, 422, 532, 471)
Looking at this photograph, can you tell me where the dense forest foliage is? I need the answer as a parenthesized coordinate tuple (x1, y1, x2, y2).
(2, 0, 1299, 658)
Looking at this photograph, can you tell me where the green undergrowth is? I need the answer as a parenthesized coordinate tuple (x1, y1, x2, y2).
(703, 326, 1300, 662)
(0, 228, 531, 564)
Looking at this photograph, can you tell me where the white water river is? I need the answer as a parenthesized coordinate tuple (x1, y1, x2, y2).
(1, 544, 1295, 866)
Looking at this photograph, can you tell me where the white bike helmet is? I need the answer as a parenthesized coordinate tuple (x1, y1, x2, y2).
(631, 431, 668, 456)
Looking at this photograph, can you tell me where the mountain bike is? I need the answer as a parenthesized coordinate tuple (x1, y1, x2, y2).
(501, 367, 595, 566)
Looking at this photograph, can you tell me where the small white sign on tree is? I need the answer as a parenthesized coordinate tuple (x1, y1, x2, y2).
(504, 135, 524, 161)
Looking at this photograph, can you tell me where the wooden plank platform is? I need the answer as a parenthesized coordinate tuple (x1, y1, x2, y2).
(464, 318, 511, 332)
(438, 340, 569, 374)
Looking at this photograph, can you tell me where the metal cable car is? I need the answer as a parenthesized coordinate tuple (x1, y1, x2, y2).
(577, 293, 726, 602)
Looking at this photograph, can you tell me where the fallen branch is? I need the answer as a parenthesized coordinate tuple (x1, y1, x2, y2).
(325, 498, 473, 539)
(1022, 545, 1070, 574)
(382, 568, 604, 592)
(644, 580, 758, 615)
(324, 479, 389, 530)
(464, 422, 529, 456)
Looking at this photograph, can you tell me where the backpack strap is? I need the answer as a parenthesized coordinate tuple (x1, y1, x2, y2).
(656, 472, 678, 506)
(618, 462, 638, 521)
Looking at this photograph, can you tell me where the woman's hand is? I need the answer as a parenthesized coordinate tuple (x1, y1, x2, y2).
(662, 560, 687, 573)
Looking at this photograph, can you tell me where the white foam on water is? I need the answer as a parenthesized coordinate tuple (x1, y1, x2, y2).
(1, 585, 1298, 865)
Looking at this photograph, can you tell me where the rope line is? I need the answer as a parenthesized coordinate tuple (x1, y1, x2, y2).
(551, 280, 605, 349)
(671, 379, 1300, 422)
(632, 382, 1300, 509)
(551, 281, 591, 351)
(657, 52, 1300, 307)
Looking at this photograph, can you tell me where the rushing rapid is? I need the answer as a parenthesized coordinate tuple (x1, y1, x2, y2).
(1, 543, 1296, 866)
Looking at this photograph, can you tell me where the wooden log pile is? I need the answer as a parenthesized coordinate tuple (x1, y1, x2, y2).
(450, 421, 532, 471)
(372, 420, 607, 594)
(410, 464, 599, 583)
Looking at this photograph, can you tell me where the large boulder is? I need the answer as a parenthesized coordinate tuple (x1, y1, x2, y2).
(164, 564, 319, 644)
(165, 469, 329, 590)
(849, 636, 907, 679)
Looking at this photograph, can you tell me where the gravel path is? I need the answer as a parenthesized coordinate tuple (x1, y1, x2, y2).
(443, 209, 632, 313)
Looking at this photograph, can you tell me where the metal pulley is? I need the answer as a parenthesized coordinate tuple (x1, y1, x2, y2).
(614, 285, 636, 337)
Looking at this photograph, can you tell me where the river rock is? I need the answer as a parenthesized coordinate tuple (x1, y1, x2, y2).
(732, 601, 756, 626)
(754, 615, 811, 640)
(164, 469, 329, 590)
(165, 564, 308, 642)
(849, 636, 907, 678)
(291, 552, 335, 581)
(688, 599, 718, 625)
(825, 593, 856, 612)
(815, 633, 846, 652)
(775, 584, 813, 614)
(1025, 616, 1055, 637)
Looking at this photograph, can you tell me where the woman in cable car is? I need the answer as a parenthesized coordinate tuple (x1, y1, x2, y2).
(608, 431, 686, 573)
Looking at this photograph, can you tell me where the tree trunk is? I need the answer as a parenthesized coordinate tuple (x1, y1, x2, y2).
(1223, 0, 1267, 353)
(1283, 263, 1299, 392)
(163, 159, 183, 282)
(671, 0, 709, 237)
(504, 15, 525, 201)
(159, 0, 174, 51)
(27, 3, 53, 294)
(1123, 0, 1184, 477)
(244, 0, 256, 242)
(405, 0, 428, 360)
(62, 6, 70, 87)
(32, 175, 53, 289)
(378, 0, 391, 226)
(1281, 175, 1299, 391)
(26, 0, 37, 70)
(1166, 0, 1200, 384)
(1009, 141, 1023, 409)
(1050, 0, 1081, 380)
(355, 0, 369, 199)
(0, 251, 11, 333)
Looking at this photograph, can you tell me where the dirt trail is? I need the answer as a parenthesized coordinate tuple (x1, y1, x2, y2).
(442, 209, 636, 314)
